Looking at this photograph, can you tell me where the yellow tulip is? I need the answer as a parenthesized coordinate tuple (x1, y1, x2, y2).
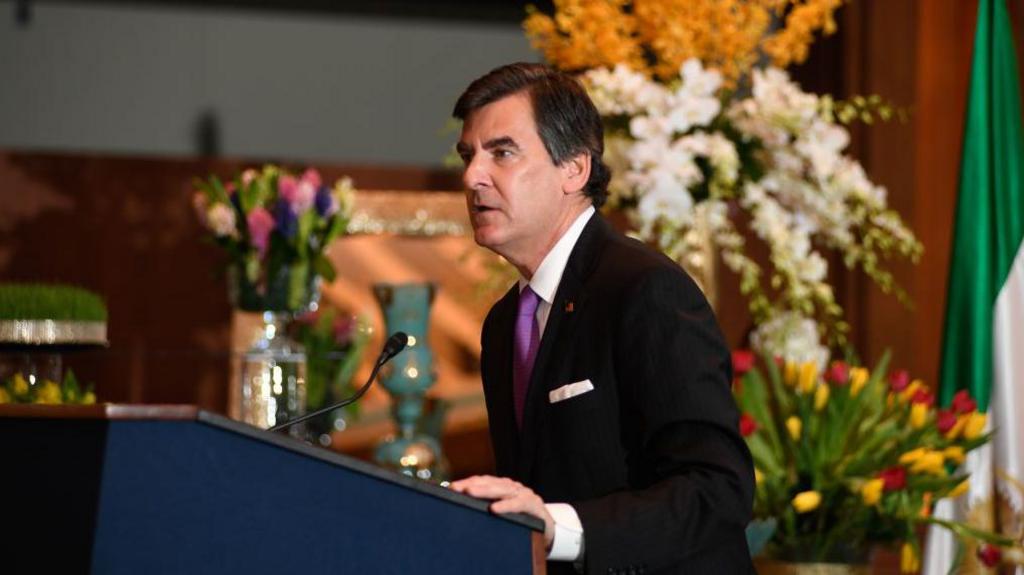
(849, 367, 869, 397)
(799, 361, 818, 394)
(792, 490, 821, 513)
(0, 387, 9, 404)
(784, 361, 798, 387)
(964, 412, 987, 439)
(900, 379, 924, 402)
(814, 384, 830, 411)
(909, 403, 928, 429)
(945, 415, 968, 440)
(899, 448, 928, 465)
(786, 416, 802, 441)
(943, 446, 965, 465)
(909, 451, 946, 476)
(861, 478, 884, 506)
(946, 479, 969, 499)
(901, 542, 920, 573)
(83, 391, 96, 405)
(754, 468, 764, 485)
(12, 373, 29, 397)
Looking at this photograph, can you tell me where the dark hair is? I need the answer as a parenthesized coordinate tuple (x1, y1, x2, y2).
(453, 62, 610, 208)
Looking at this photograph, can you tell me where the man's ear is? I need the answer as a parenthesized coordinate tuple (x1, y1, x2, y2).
(561, 153, 591, 195)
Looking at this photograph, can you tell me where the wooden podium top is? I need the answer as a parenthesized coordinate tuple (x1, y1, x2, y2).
(0, 403, 201, 420)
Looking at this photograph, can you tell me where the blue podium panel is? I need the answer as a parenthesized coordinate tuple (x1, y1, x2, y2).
(1, 405, 542, 575)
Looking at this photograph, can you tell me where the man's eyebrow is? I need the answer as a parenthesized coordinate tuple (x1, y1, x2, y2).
(455, 141, 473, 155)
(483, 136, 519, 151)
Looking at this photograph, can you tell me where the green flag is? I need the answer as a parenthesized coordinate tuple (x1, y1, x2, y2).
(925, 0, 1024, 571)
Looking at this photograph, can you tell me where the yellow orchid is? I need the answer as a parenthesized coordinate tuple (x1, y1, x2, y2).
(792, 490, 822, 513)
(786, 416, 802, 441)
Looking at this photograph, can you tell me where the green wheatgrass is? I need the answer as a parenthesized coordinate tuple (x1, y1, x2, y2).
(0, 284, 108, 322)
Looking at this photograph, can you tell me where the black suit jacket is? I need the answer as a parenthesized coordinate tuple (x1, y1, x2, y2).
(480, 214, 755, 575)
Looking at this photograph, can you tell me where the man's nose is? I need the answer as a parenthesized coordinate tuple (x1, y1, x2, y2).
(462, 155, 489, 191)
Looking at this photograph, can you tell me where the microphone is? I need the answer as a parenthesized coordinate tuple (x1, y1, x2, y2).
(269, 331, 409, 433)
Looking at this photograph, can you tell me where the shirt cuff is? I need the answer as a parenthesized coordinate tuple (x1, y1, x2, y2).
(545, 502, 584, 561)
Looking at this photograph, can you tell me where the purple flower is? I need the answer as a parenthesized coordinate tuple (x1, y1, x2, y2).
(315, 185, 339, 217)
(273, 199, 298, 238)
(247, 207, 275, 256)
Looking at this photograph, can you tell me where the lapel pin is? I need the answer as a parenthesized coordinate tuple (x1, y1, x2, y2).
(564, 301, 575, 313)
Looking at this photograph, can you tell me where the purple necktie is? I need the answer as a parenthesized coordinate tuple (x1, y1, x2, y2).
(513, 286, 541, 430)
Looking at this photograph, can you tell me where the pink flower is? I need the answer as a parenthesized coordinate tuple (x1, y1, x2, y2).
(951, 390, 977, 414)
(301, 168, 322, 188)
(193, 192, 209, 225)
(247, 207, 275, 256)
(241, 169, 258, 186)
(207, 203, 237, 237)
(911, 388, 935, 406)
(936, 409, 958, 433)
(278, 174, 316, 213)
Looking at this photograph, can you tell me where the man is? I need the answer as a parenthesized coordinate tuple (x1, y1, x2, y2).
(449, 63, 755, 575)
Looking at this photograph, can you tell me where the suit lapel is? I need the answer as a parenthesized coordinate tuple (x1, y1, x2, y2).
(486, 286, 520, 476)
(516, 214, 611, 481)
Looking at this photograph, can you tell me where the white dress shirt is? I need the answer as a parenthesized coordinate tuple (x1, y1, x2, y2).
(517, 205, 595, 562)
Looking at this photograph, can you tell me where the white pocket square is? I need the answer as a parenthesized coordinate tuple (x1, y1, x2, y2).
(549, 379, 594, 404)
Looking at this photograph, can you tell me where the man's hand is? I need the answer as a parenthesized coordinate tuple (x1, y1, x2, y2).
(450, 475, 555, 548)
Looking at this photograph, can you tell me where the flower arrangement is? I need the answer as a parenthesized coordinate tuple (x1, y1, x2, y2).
(288, 307, 371, 420)
(193, 166, 355, 312)
(0, 369, 96, 405)
(732, 351, 1022, 570)
(524, 1, 922, 361)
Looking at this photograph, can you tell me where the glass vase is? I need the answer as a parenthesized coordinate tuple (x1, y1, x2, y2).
(239, 311, 307, 438)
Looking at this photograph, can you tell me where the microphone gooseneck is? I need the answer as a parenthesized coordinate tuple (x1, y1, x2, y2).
(269, 331, 409, 433)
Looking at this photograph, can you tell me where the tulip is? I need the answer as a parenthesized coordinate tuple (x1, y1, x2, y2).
(732, 350, 755, 377)
(964, 412, 987, 439)
(849, 367, 870, 397)
(945, 414, 968, 440)
(792, 491, 821, 513)
(899, 448, 927, 465)
(786, 416, 802, 441)
(825, 361, 849, 385)
(739, 413, 758, 437)
(900, 379, 923, 402)
(920, 492, 932, 518)
(911, 388, 934, 406)
(889, 369, 910, 392)
(936, 409, 957, 433)
(784, 361, 798, 387)
(943, 446, 965, 465)
(814, 384, 830, 411)
(861, 478, 884, 505)
(952, 389, 977, 414)
(799, 361, 818, 393)
(879, 466, 907, 491)
(909, 451, 946, 476)
(0, 387, 10, 403)
(901, 542, 920, 573)
(12, 373, 29, 397)
(754, 468, 764, 485)
(910, 403, 928, 429)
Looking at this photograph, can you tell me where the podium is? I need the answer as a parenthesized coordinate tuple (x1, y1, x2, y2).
(1, 404, 545, 574)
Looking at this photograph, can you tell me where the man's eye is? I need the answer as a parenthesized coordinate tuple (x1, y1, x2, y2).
(493, 149, 513, 159)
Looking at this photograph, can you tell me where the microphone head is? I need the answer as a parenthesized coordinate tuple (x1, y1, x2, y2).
(382, 332, 409, 360)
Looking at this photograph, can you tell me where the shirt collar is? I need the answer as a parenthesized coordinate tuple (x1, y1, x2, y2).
(518, 206, 596, 303)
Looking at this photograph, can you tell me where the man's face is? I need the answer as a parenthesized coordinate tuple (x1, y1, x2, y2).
(457, 93, 571, 262)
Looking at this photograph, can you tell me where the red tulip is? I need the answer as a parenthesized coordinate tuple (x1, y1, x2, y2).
(911, 389, 935, 406)
(826, 361, 850, 385)
(739, 413, 758, 437)
(732, 350, 755, 377)
(878, 466, 907, 491)
(952, 390, 977, 414)
(889, 369, 910, 392)
(936, 409, 958, 433)
(977, 544, 1002, 568)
